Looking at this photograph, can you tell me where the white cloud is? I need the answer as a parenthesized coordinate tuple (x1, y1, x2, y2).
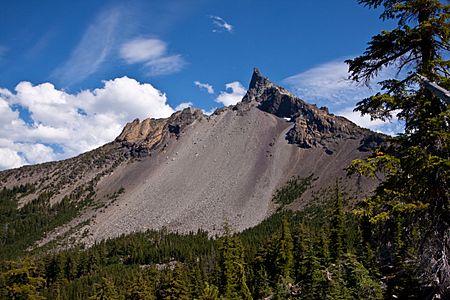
(201, 108, 217, 116)
(144, 54, 185, 76)
(120, 38, 167, 64)
(285, 60, 389, 105)
(283, 59, 403, 135)
(0, 148, 25, 170)
(120, 38, 185, 76)
(0, 77, 176, 170)
(194, 81, 214, 94)
(216, 82, 246, 106)
(210, 15, 233, 33)
(52, 7, 123, 86)
(175, 102, 193, 111)
(337, 107, 405, 136)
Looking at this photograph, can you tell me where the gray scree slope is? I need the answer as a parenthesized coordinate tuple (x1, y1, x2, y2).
(0, 69, 382, 247)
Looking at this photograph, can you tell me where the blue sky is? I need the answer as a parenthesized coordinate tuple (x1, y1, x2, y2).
(0, 0, 403, 170)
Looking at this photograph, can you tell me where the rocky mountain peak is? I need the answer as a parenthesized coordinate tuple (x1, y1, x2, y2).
(248, 67, 272, 91)
(243, 68, 367, 152)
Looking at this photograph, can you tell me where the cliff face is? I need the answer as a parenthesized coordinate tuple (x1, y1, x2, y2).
(115, 107, 205, 157)
(0, 68, 382, 248)
(243, 68, 367, 152)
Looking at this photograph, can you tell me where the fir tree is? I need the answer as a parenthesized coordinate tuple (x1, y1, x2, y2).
(88, 277, 120, 300)
(125, 272, 155, 300)
(276, 218, 294, 281)
(217, 227, 252, 300)
(347, 0, 450, 295)
(330, 184, 345, 261)
(199, 282, 220, 300)
(2, 259, 46, 300)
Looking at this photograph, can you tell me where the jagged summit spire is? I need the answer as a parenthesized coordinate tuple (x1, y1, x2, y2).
(248, 67, 271, 90)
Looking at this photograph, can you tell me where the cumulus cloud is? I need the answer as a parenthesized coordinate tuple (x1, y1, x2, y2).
(0, 148, 24, 170)
(283, 59, 403, 135)
(194, 81, 214, 94)
(120, 38, 185, 76)
(216, 82, 246, 106)
(0, 77, 175, 170)
(210, 15, 233, 33)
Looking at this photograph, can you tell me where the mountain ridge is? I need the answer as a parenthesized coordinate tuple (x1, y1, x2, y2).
(0, 68, 381, 249)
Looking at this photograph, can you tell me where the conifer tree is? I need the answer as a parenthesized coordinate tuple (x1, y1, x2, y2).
(330, 184, 345, 261)
(343, 255, 383, 300)
(217, 227, 252, 299)
(126, 272, 155, 300)
(199, 282, 220, 300)
(88, 277, 120, 300)
(2, 259, 46, 300)
(276, 218, 294, 281)
(159, 264, 190, 300)
(347, 0, 450, 295)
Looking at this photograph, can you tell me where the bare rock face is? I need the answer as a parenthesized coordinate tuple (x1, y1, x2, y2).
(243, 68, 366, 152)
(115, 107, 205, 156)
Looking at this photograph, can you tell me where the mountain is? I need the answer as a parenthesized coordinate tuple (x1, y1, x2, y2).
(0, 68, 382, 248)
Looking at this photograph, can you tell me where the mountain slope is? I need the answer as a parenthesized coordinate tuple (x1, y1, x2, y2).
(0, 69, 382, 248)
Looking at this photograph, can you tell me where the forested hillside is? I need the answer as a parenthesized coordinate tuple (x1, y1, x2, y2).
(1, 183, 416, 299)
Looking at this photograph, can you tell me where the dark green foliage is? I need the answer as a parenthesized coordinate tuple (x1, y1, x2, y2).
(126, 272, 155, 300)
(0, 185, 92, 260)
(158, 263, 190, 300)
(0, 192, 387, 300)
(1, 259, 46, 300)
(217, 227, 252, 299)
(272, 175, 313, 208)
(347, 0, 450, 296)
(330, 184, 345, 261)
(199, 282, 220, 300)
(88, 277, 119, 300)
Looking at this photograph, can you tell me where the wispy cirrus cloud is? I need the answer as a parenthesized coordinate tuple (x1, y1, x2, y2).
(194, 80, 214, 94)
(283, 59, 403, 135)
(120, 38, 186, 76)
(51, 6, 123, 86)
(0, 46, 8, 62)
(210, 15, 233, 33)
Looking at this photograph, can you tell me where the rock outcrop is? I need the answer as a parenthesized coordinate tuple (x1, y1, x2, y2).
(116, 107, 205, 156)
(243, 68, 367, 152)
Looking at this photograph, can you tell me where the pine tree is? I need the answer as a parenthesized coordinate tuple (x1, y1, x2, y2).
(217, 227, 252, 300)
(276, 218, 294, 281)
(199, 282, 220, 300)
(343, 254, 383, 300)
(158, 264, 190, 300)
(2, 259, 46, 300)
(302, 243, 326, 300)
(88, 277, 120, 300)
(126, 272, 155, 300)
(330, 184, 345, 261)
(346, 0, 450, 295)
